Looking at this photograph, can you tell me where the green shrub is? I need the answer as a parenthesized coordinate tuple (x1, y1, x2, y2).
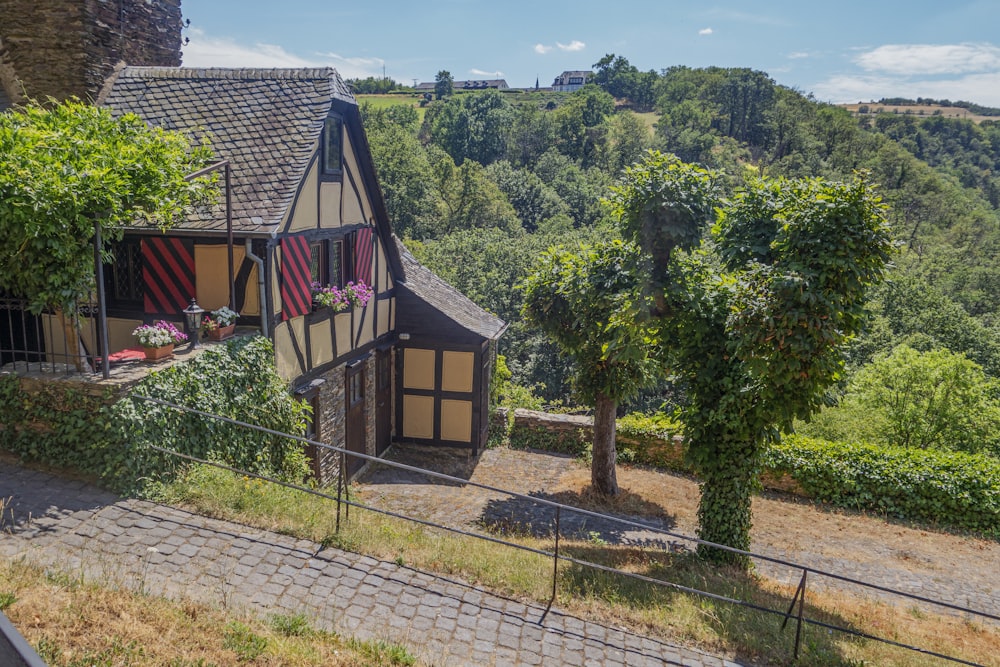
(0, 336, 308, 495)
(765, 435, 1000, 535)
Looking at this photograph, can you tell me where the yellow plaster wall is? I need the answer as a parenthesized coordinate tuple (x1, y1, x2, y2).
(352, 306, 374, 349)
(342, 134, 367, 226)
(440, 399, 472, 442)
(272, 246, 282, 315)
(42, 315, 143, 358)
(376, 298, 390, 338)
(377, 242, 393, 291)
(319, 181, 342, 228)
(195, 245, 247, 312)
(287, 154, 320, 232)
(334, 311, 351, 356)
(310, 320, 334, 367)
(403, 348, 435, 390)
(274, 319, 306, 381)
(108, 317, 142, 352)
(441, 351, 474, 393)
(402, 394, 434, 439)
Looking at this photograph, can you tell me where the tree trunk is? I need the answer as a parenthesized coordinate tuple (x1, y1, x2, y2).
(591, 392, 619, 496)
(696, 451, 755, 568)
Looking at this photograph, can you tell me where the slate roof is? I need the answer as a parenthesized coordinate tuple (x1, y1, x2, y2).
(100, 67, 355, 234)
(395, 237, 506, 341)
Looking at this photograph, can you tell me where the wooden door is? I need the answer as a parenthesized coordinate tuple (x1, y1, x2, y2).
(375, 348, 392, 455)
(345, 362, 366, 477)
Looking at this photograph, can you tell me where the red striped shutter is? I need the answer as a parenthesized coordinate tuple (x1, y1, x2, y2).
(280, 236, 313, 321)
(142, 237, 195, 314)
(354, 227, 374, 285)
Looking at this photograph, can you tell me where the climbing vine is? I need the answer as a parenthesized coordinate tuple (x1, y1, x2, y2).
(0, 337, 309, 495)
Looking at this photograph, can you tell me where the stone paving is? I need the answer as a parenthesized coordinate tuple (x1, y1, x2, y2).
(0, 463, 741, 666)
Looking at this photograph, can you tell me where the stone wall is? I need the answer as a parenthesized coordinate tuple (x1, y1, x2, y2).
(310, 354, 380, 486)
(0, 0, 182, 104)
(313, 365, 346, 485)
(506, 408, 804, 496)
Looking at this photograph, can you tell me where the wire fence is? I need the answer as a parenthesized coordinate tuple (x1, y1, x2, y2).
(134, 393, 996, 666)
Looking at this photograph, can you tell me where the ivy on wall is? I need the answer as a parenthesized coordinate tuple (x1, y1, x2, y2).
(0, 336, 309, 495)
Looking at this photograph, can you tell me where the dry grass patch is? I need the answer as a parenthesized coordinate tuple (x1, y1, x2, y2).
(0, 557, 417, 666)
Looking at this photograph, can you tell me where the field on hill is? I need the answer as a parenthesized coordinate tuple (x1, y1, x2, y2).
(838, 102, 995, 123)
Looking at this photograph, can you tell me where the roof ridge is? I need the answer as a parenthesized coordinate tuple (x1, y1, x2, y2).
(120, 66, 345, 82)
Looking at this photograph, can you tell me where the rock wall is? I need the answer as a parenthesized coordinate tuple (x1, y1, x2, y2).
(0, 0, 182, 104)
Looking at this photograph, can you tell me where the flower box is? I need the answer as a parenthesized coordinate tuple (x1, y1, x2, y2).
(207, 323, 235, 341)
(142, 343, 174, 361)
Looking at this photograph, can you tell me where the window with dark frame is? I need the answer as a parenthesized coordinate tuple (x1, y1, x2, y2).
(310, 239, 346, 288)
(323, 115, 343, 175)
(104, 238, 143, 307)
(310, 241, 326, 285)
(348, 366, 364, 407)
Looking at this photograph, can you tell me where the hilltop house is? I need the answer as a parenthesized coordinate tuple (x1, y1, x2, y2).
(415, 79, 509, 91)
(551, 71, 592, 92)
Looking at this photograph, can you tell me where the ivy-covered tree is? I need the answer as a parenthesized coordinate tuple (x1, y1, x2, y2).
(521, 239, 659, 495)
(0, 100, 215, 316)
(609, 152, 895, 564)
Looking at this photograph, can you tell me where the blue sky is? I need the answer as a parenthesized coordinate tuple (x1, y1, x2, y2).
(182, 1, 1000, 106)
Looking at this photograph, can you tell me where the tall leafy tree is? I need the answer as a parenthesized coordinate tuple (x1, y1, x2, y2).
(521, 239, 660, 495)
(434, 70, 453, 99)
(609, 152, 894, 564)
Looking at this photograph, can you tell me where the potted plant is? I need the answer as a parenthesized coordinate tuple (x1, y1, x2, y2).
(132, 320, 188, 361)
(201, 306, 238, 341)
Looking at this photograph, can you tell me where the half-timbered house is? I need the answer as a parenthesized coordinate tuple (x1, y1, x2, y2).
(91, 66, 503, 480)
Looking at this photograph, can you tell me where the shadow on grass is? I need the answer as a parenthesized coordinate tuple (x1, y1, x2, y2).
(479, 486, 680, 548)
(557, 544, 870, 667)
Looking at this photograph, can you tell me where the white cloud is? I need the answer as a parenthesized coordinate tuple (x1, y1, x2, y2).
(788, 51, 810, 60)
(811, 71, 1000, 107)
(557, 40, 586, 52)
(699, 27, 713, 36)
(470, 68, 504, 77)
(534, 43, 553, 55)
(856, 43, 1000, 76)
(182, 28, 384, 79)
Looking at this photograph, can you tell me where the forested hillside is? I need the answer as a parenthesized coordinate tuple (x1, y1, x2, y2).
(356, 56, 1000, 455)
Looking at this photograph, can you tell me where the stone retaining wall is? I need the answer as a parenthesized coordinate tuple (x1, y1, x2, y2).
(503, 408, 804, 496)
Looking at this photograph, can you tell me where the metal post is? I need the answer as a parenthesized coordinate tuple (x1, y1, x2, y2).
(542, 505, 561, 622)
(92, 219, 110, 379)
(781, 570, 808, 660)
(225, 163, 235, 311)
(336, 454, 343, 534)
(794, 571, 807, 660)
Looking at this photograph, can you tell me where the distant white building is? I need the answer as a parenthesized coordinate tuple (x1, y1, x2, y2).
(415, 79, 509, 91)
(551, 70, 591, 92)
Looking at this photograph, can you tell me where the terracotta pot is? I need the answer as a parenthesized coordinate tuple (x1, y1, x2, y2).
(143, 343, 174, 361)
(208, 324, 235, 341)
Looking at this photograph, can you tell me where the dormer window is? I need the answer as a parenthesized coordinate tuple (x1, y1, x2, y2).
(323, 115, 343, 176)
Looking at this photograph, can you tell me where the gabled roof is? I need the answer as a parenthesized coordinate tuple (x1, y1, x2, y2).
(395, 238, 506, 341)
(100, 66, 354, 234)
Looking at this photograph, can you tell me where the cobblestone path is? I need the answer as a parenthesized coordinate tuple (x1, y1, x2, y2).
(0, 463, 741, 666)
